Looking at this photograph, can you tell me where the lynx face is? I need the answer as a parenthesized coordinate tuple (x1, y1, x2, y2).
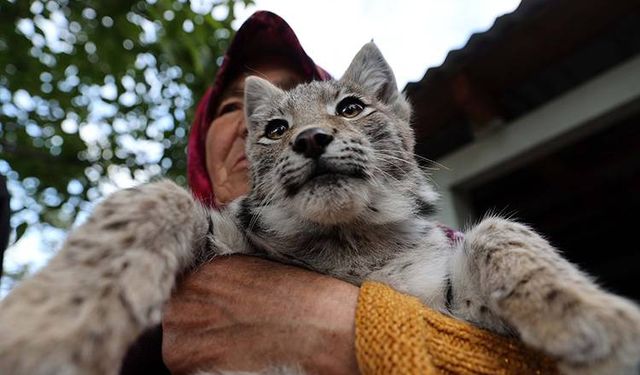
(243, 44, 425, 225)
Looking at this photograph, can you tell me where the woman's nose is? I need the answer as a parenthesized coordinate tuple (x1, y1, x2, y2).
(235, 113, 248, 139)
(237, 120, 248, 139)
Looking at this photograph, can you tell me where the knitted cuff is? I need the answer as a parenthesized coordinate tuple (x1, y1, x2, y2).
(355, 281, 558, 375)
(355, 281, 438, 374)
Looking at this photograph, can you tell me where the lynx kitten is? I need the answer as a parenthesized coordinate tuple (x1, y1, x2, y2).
(1, 43, 639, 375)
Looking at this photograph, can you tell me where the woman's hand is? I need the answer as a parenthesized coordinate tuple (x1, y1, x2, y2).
(162, 255, 360, 375)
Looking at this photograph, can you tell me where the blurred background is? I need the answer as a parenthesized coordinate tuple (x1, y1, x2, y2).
(1, 0, 638, 301)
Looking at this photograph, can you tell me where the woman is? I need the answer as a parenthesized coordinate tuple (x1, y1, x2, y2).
(164, 12, 358, 374)
(124, 11, 557, 375)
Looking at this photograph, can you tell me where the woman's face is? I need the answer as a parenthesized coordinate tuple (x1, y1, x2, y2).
(205, 61, 305, 206)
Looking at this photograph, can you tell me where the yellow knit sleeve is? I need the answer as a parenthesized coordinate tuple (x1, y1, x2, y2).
(355, 281, 558, 375)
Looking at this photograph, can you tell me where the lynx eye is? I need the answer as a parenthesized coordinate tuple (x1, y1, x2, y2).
(336, 97, 365, 118)
(264, 119, 289, 140)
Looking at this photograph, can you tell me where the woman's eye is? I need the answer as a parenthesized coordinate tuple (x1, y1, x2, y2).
(218, 102, 241, 116)
(264, 119, 289, 140)
(336, 97, 365, 118)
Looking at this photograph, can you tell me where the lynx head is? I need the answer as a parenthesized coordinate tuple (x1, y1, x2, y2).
(243, 42, 436, 226)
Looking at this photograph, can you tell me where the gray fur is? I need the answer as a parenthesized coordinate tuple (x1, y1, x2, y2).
(1, 42, 639, 375)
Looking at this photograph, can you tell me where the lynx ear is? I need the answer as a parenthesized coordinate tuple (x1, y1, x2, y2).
(244, 76, 284, 132)
(340, 42, 409, 119)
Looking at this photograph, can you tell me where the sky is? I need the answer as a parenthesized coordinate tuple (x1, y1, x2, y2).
(1, 0, 522, 295)
(232, 0, 522, 88)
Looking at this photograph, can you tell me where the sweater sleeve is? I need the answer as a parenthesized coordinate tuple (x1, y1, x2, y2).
(355, 281, 558, 375)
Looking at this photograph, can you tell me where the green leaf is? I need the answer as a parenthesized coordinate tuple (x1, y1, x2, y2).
(0, 0, 254, 237)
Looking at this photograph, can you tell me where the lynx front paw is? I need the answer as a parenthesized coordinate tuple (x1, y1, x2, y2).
(86, 180, 206, 263)
(466, 217, 640, 374)
(551, 294, 640, 375)
(502, 287, 640, 375)
(0, 179, 210, 375)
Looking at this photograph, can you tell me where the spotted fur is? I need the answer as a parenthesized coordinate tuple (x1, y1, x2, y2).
(1, 43, 639, 375)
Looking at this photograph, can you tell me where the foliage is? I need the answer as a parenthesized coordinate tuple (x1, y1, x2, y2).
(0, 0, 252, 241)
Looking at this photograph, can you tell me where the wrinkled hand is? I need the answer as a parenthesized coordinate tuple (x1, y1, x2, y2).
(162, 256, 360, 375)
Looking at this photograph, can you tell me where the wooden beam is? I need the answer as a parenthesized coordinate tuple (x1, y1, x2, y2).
(432, 54, 640, 228)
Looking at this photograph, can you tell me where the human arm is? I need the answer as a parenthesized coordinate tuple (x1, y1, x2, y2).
(162, 256, 558, 375)
(162, 256, 360, 374)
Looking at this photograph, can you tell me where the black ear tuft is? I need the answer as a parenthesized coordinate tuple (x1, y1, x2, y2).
(339, 42, 410, 120)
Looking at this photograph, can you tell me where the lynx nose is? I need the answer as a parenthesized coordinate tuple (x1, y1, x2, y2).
(292, 128, 334, 159)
